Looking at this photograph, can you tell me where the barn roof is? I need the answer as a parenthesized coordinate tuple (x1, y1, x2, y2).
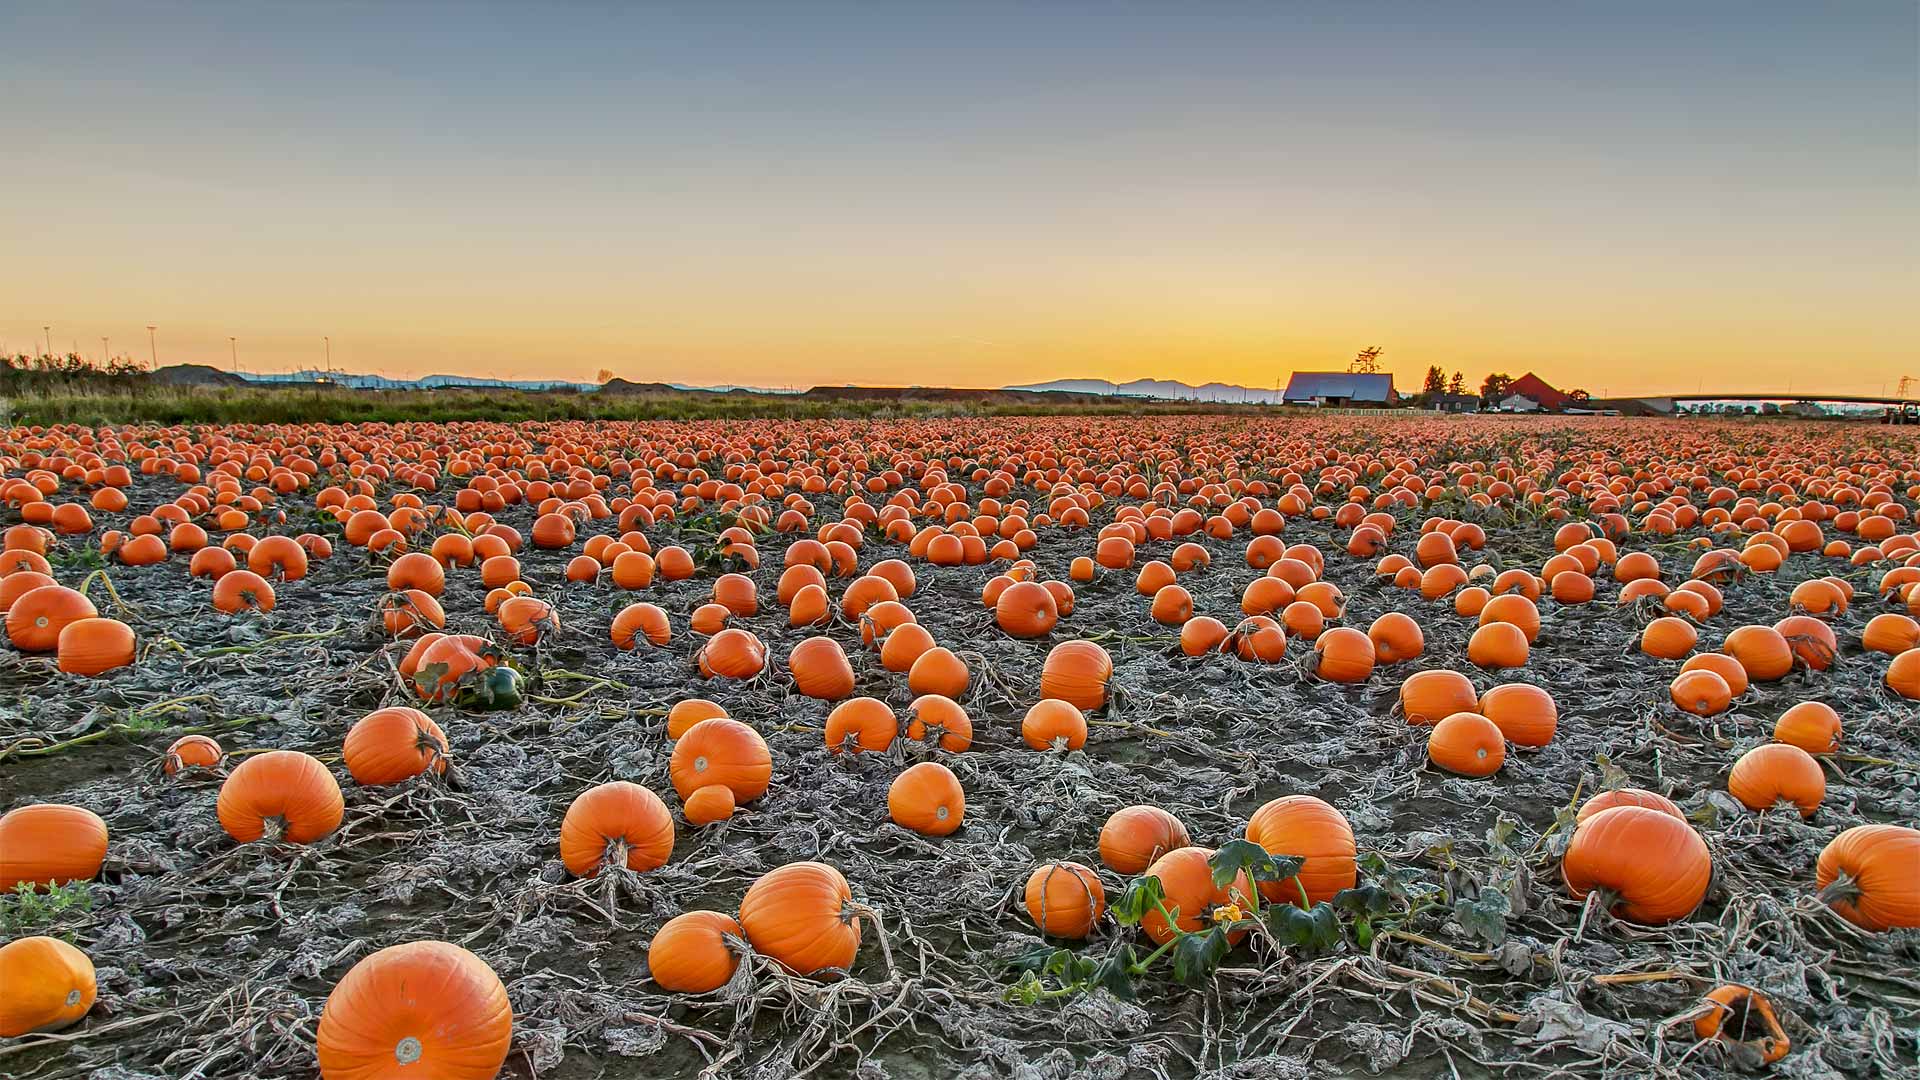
(1508, 373, 1568, 409)
(1282, 372, 1395, 402)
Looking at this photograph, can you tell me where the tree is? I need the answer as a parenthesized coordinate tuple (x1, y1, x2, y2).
(1566, 388, 1592, 404)
(1422, 366, 1446, 395)
(1480, 373, 1513, 401)
(1447, 371, 1466, 395)
(1349, 346, 1384, 374)
(597, 368, 615, 384)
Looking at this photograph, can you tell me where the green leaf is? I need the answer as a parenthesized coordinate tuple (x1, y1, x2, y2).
(1355, 851, 1426, 899)
(1170, 926, 1232, 986)
(1332, 885, 1394, 918)
(1092, 945, 1137, 1000)
(1454, 889, 1510, 946)
(1210, 838, 1302, 887)
(1264, 902, 1339, 952)
(1110, 875, 1166, 927)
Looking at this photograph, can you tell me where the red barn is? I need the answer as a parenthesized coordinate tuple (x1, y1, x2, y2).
(1507, 373, 1568, 411)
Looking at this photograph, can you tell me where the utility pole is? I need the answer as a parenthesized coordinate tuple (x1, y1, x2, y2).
(43, 325, 52, 358)
(324, 336, 331, 380)
(101, 337, 109, 366)
(146, 326, 158, 369)
(230, 336, 238, 372)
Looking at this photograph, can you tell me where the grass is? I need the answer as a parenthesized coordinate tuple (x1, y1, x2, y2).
(0, 354, 1290, 425)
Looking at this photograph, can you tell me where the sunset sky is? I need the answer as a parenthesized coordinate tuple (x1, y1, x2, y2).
(2, 3, 1913, 396)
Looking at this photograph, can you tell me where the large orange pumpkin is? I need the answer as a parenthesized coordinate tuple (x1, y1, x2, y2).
(0, 936, 96, 1038)
(316, 941, 512, 1080)
(1244, 795, 1357, 906)
(559, 781, 675, 876)
(1816, 824, 1920, 931)
(1040, 640, 1112, 710)
(216, 750, 345, 844)
(0, 804, 108, 892)
(647, 911, 743, 993)
(342, 707, 449, 786)
(1562, 805, 1710, 924)
(738, 861, 862, 977)
(669, 718, 771, 803)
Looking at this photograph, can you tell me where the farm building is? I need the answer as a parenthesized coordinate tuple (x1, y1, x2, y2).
(1281, 372, 1396, 407)
(1505, 373, 1569, 411)
(1426, 393, 1480, 413)
(1499, 394, 1544, 412)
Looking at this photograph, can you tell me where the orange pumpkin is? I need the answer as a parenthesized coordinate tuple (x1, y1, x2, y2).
(1773, 701, 1841, 754)
(1478, 683, 1557, 747)
(1816, 824, 1920, 931)
(788, 636, 856, 700)
(647, 911, 743, 993)
(1244, 795, 1356, 906)
(738, 861, 862, 976)
(1023, 860, 1106, 939)
(887, 761, 965, 836)
(216, 750, 345, 844)
(1098, 805, 1191, 874)
(1039, 640, 1112, 710)
(55, 617, 135, 676)
(0, 936, 97, 1038)
(904, 694, 972, 751)
(6, 585, 98, 652)
(1562, 805, 1711, 924)
(1021, 698, 1088, 750)
(317, 941, 511, 1080)
(1428, 712, 1505, 776)
(1727, 742, 1825, 817)
(669, 718, 771, 803)
(559, 781, 675, 876)
(342, 706, 449, 785)
(0, 803, 108, 892)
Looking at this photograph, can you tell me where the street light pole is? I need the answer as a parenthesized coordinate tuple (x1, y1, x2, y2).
(146, 326, 158, 369)
(230, 337, 238, 372)
(43, 326, 52, 358)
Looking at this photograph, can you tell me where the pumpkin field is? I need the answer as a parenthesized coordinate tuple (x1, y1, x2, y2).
(2, 413, 1918, 1080)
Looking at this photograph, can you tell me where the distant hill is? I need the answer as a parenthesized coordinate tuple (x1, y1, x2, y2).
(151, 364, 248, 387)
(1008, 378, 1284, 404)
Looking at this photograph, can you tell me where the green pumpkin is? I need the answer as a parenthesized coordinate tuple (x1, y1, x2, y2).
(469, 665, 522, 710)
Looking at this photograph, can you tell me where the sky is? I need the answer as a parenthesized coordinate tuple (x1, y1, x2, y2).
(2, 2, 1914, 396)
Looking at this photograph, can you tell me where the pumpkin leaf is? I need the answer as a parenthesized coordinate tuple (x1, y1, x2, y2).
(1092, 945, 1137, 1000)
(1332, 885, 1395, 918)
(1264, 902, 1339, 953)
(413, 661, 449, 698)
(1210, 838, 1300, 887)
(1170, 925, 1232, 986)
(1486, 815, 1519, 854)
(1110, 875, 1166, 927)
(1594, 753, 1631, 792)
(1453, 889, 1510, 947)
(1355, 852, 1425, 899)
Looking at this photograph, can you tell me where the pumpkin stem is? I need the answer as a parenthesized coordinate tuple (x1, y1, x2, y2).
(1816, 869, 1861, 909)
(842, 900, 896, 982)
(1573, 888, 1611, 942)
(599, 840, 629, 927)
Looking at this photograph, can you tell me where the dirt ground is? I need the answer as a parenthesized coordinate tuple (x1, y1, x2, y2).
(2, 430, 1917, 1080)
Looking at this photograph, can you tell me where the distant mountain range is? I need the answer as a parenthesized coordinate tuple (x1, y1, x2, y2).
(1006, 378, 1286, 404)
(151, 366, 797, 395)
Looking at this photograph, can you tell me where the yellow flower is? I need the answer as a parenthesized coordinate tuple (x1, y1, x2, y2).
(1212, 903, 1245, 924)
